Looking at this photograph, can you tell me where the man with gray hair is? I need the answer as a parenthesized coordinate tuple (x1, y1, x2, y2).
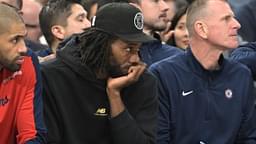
(150, 0, 256, 143)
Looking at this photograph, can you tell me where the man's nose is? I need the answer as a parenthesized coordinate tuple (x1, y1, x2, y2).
(83, 18, 91, 29)
(129, 53, 140, 63)
(17, 40, 27, 54)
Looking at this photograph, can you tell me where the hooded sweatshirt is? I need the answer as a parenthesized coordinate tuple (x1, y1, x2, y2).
(41, 36, 158, 144)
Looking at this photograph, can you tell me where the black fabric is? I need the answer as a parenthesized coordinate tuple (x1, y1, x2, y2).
(41, 36, 158, 144)
(92, 3, 154, 42)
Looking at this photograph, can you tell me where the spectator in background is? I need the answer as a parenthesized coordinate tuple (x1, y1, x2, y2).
(22, 0, 48, 52)
(22, 0, 42, 43)
(150, 0, 256, 143)
(159, 0, 176, 43)
(230, 42, 256, 80)
(41, 3, 157, 143)
(165, 0, 176, 21)
(80, 0, 112, 20)
(0, 0, 21, 11)
(37, 0, 91, 62)
(167, 6, 189, 50)
(234, 0, 256, 42)
(0, 3, 46, 143)
(35, 0, 48, 6)
(117, 0, 182, 66)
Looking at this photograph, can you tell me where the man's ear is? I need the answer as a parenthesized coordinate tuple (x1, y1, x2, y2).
(129, 2, 142, 11)
(194, 21, 208, 39)
(51, 25, 65, 40)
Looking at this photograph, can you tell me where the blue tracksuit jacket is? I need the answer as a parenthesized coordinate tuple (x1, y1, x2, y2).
(149, 49, 256, 144)
(230, 42, 256, 80)
(140, 40, 182, 66)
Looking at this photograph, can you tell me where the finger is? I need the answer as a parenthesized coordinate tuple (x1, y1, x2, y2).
(129, 62, 146, 75)
(161, 22, 171, 34)
(137, 64, 146, 76)
(164, 22, 172, 33)
(164, 30, 174, 42)
(134, 64, 146, 80)
(127, 65, 145, 82)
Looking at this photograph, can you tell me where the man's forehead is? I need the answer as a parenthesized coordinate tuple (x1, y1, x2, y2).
(70, 3, 87, 15)
(1, 21, 26, 37)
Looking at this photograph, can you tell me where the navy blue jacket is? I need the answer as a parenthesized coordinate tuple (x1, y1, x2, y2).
(25, 39, 48, 52)
(140, 40, 182, 66)
(26, 49, 47, 143)
(149, 49, 256, 144)
(230, 42, 256, 80)
(36, 48, 52, 57)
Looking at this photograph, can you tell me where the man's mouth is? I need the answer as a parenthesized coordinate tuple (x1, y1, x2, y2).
(15, 56, 25, 65)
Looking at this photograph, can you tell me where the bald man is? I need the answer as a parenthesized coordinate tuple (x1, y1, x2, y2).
(22, 0, 42, 42)
(0, 3, 46, 144)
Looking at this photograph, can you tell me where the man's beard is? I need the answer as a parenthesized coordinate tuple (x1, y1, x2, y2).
(146, 22, 167, 32)
(5, 63, 21, 72)
(106, 57, 133, 78)
(107, 63, 128, 78)
(1, 61, 21, 72)
(0, 57, 22, 72)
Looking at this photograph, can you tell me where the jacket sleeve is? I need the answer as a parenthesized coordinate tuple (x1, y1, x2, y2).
(109, 73, 158, 144)
(149, 65, 174, 144)
(230, 42, 256, 80)
(235, 71, 256, 143)
(17, 50, 47, 144)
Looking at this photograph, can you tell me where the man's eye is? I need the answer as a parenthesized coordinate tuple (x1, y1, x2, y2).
(125, 47, 131, 52)
(11, 38, 18, 44)
(177, 25, 184, 30)
(78, 18, 84, 22)
(77, 15, 86, 22)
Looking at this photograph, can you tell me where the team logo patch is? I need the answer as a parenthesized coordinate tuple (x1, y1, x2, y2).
(2, 70, 22, 84)
(134, 12, 143, 30)
(0, 96, 9, 107)
(94, 107, 108, 116)
(225, 89, 233, 99)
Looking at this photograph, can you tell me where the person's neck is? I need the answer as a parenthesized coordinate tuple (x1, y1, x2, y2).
(51, 40, 60, 54)
(143, 28, 154, 37)
(190, 40, 224, 70)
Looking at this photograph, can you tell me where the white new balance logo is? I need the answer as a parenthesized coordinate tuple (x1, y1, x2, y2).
(182, 90, 193, 96)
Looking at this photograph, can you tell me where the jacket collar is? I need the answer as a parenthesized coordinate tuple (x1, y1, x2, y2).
(186, 48, 226, 81)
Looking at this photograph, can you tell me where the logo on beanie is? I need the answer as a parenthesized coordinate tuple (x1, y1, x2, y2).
(134, 12, 143, 30)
